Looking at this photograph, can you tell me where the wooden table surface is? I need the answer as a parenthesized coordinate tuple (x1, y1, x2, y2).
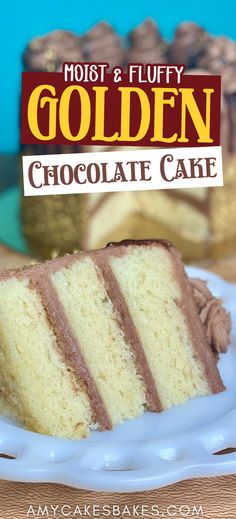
(0, 246, 235, 519)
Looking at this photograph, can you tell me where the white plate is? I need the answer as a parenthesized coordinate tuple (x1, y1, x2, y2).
(0, 266, 236, 492)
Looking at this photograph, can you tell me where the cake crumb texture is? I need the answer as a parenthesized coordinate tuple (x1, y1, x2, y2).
(0, 240, 226, 439)
(0, 277, 92, 438)
(52, 257, 146, 425)
(110, 245, 210, 407)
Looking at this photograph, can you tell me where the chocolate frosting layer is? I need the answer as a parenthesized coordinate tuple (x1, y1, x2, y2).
(29, 270, 112, 431)
(106, 239, 225, 393)
(94, 251, 163, 412)
(190, 278, 231, 354)
(171, 257, 225, 394)
(106, 238, 175, 251)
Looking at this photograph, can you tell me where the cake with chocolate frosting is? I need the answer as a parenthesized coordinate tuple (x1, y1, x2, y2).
(0, 240, 230, 439)
(21, 19, 236, 261)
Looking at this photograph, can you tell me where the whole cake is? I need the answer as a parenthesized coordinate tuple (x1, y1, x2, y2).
(21, 19, 236, 261)
(0, 240, 230, 439)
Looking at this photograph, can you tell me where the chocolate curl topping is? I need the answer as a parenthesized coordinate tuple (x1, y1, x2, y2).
(168, 21, 210, 68)
(82, 22, 125, 68)
(190, 278, 231, 355)
(127, 18, 167, 64)
(23, 30, 83, 72)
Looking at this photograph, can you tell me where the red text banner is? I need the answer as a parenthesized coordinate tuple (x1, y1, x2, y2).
(21, 64, 221, 148)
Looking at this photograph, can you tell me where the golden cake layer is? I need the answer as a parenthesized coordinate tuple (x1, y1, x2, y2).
(0, 240, 230, 439)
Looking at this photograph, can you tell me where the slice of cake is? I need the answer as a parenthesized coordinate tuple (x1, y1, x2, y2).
(0, 240, 230, 439)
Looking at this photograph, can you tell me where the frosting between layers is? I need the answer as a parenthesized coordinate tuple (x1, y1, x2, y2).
(108, 239, 225, 393)
(171, 260, 225, 394)
(93, 252, 163, 412)
(164, 188, 209, 216)
(190, 278, 231, 354)
(105, 240, 225, 394)
(29, 270, 112, 431)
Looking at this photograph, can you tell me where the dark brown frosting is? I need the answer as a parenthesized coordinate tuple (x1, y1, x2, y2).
(168, 22, 210, 68)
(23, 30, 83, 72)
(190, 278, 231, 354)
(106, 238, 174, 250)
(82, 22, 124, 68)
(127, 18, 167, 64)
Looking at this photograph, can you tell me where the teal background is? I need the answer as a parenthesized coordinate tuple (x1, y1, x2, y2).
(0, 187, 27, 252)
(0, 0, 236, 153)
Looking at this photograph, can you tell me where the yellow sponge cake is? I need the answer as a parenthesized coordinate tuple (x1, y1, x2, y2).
(0, 240, 230, 438)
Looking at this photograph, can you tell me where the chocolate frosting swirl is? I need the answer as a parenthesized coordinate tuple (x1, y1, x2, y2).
(23, 30, 83, 72)
(82, 22, 124, 68)
(127, 18, 167, 64)
(190, 278, 231, 355)
(168, 22, 210, 68)
(198, 36, 236, 77)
